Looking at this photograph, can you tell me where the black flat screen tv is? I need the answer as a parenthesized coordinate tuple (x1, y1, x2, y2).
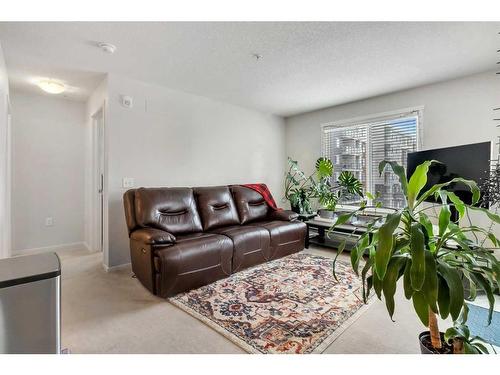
(406, 142, 491, 207)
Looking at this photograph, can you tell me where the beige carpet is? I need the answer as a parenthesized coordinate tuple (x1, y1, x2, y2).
(58, 246, 438, 353)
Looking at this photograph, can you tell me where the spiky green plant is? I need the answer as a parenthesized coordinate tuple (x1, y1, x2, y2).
(332, 160, 500, 353)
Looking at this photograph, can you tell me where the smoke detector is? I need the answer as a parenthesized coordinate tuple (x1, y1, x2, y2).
(98, 42, 117, 54)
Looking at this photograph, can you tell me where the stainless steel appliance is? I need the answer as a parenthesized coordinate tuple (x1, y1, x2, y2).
(0, 252, 61, 354)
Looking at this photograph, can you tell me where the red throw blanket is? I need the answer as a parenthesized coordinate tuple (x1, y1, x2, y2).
(242, 183, 281, 211)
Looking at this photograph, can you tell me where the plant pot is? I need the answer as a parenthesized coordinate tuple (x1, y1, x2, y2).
(318, 209, 336, 220)
(291, 204, 301, 214)
(418, 331, 453, 354)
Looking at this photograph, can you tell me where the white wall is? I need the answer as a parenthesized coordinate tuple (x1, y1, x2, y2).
(0, 43, 10, 258)
(286, 71, 498, 176)
(285, 71, 499, 250)
(11, 91, 86, 253)
(103, 74, 286, 267)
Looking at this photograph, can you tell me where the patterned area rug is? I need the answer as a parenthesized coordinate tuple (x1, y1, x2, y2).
(169, 253, 372, 354)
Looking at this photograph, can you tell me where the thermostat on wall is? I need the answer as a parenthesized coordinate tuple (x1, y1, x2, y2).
(121, 95, 133, 108)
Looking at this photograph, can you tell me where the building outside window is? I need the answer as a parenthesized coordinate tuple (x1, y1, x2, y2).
(322, 109, 422, 209)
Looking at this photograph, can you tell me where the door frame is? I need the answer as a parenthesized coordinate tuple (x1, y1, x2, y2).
(5, 106, 11, 257)
(90, 104, 108, 260)
(1, 92, 11, 258)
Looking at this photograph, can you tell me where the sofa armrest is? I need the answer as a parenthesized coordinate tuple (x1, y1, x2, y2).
(268, 209, 299, 222)
(130, 228, 176, 245)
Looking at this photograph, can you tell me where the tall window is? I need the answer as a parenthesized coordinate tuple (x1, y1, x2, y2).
(322, 109, 421, 209)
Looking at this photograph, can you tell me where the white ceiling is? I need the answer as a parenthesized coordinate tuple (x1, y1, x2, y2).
(0, 22, 499, 116)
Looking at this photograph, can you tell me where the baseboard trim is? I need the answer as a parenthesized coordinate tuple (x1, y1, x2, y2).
(13, 242, 87, 256)
(103, 262, 131, 272)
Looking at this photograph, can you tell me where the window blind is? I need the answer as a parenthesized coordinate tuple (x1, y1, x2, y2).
(322, 111, 420, 209)
(323, 124, 368, 205)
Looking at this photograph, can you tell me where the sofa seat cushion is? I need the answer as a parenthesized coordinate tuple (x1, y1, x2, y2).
(248, 220, 307, 260)
(154, 233, 233, 297)
(209, 225, 271, 272)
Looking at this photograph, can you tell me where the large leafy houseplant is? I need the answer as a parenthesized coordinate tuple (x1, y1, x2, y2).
(313, 157, 364, 213)
(284, 156, 363, 215)
(284, 157, 315, 214)
(333, 160, 500, 354)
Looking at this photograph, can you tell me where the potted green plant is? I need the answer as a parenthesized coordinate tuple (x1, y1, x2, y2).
(313, 157, 364, 219)
(332, 159, 500, 354)
(284, 156, 364, 216)
(443, 303, 496, 354)
(284, 157, 315, 214)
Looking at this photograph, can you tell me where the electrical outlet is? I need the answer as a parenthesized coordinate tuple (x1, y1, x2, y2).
(45, 217, 54, 226)
(122, 177, 135, 188)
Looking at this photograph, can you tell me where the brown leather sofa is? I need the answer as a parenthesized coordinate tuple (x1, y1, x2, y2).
(123, 185, 307, 297)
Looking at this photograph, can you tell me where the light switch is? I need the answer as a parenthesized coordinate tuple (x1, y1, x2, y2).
(122, 177, 135, 188)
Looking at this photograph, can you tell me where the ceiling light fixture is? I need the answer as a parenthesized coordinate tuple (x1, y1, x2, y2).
(252, 53, 263, 61)
(37, 80, 66, 94)
(98, 42, 117, 54)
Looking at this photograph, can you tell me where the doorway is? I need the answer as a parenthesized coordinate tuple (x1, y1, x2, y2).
(92, 107, 105, 253)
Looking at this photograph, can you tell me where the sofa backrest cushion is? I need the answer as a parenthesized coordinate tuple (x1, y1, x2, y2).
(123, 189, 139, 234)
(194, 186, 240, 231)
(230, 186, 269, 224)
(134, 187, 203, 235)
